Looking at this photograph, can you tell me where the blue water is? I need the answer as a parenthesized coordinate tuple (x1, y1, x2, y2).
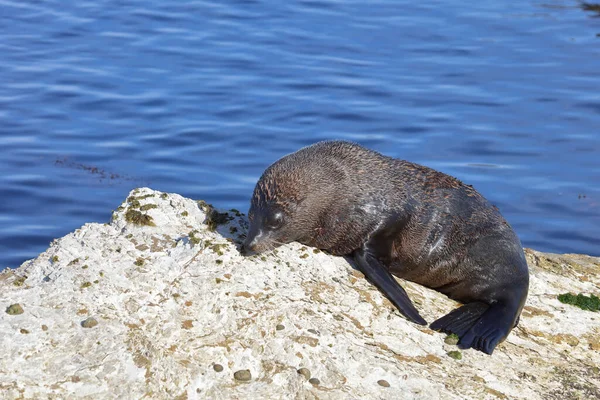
(1, 0, 599, 269)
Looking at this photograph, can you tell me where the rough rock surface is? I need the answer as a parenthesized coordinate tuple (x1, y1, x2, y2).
(1, 188, 599, 399)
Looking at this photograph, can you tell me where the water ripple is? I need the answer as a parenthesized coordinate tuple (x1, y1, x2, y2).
(1, 0, 599, 269)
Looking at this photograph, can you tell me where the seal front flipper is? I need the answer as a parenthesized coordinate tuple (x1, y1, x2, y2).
(354, 248, 427, 326)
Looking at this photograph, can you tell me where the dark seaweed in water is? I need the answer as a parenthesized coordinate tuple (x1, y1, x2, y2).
(581, 3, 600, 15)
(55, 158, 135, 182)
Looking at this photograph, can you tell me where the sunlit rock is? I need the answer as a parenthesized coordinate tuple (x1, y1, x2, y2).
(1, 188, 598, 399)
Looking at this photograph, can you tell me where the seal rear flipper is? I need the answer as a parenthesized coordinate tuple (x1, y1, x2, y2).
(457, 302, 515, 355)
(354, 248, 427, 326)
(430, 302, 489, 338)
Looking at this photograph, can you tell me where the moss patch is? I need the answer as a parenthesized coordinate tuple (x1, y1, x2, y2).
(445, 334, 459, 345)
(140, 204, 158, 211)
(447, 350, 462, 360)
(13, 275, 27, 287)
(210, 243, 227, 255)
(206, 211, 232, 231)
(558, 293, 600, 312)
(128, 199, 141, 208)
(6, 304, 24, 315)
(129, 194, 154, 203)
(134, 258, 145, 267)
(125, 209, 156, 226)
(189, 230, 201, 245)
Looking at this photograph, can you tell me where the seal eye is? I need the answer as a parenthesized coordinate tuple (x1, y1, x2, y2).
(267, 213, 284, 230)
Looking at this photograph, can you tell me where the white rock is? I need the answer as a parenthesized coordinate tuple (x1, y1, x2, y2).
(1, 188, 599, 399)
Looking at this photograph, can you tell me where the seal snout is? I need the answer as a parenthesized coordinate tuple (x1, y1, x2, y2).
(239, 242, 257, 256)
(240, 228, 261, 256)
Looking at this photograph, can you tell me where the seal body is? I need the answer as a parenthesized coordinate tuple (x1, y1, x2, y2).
(242, 140, 529, 355)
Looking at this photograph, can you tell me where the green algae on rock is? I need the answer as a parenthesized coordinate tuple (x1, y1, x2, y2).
(558, 293, 600, 312)
(197, 201, 235, 232)
(206, 210, 232, 232)
(6, 303, 24, 315)
(445, 334, 460, 345)
(210, 243, 227, 255)
(140, 204, 158, 211)
(68, 258, 80, 266)
(447, 351, 462, 360)
(189, 230, 201, 245)
(125, 209, 156, 227)
(13, 275, 27, 287)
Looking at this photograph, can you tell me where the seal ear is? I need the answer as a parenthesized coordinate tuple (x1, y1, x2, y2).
(354, 247, 427, 326)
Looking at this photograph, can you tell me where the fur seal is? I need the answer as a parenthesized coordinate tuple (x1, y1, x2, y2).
(241, 140, 529, 355)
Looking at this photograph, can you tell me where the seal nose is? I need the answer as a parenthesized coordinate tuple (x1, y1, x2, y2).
(240, 242, 257, 256)
(241, 226, 262, 256)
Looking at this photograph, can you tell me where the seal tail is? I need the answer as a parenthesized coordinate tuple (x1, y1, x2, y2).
(431, 301, 518, 355)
